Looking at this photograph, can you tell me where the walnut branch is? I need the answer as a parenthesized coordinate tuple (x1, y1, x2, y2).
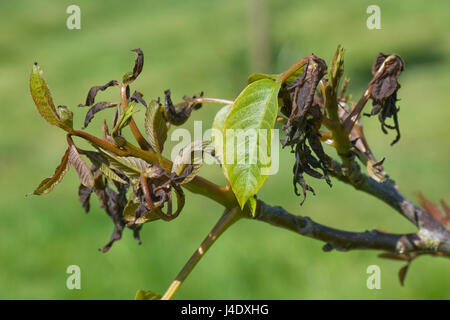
(249, 155, 450, 257)
(254, 201, 449, 256)
(329, 160, 450, 254)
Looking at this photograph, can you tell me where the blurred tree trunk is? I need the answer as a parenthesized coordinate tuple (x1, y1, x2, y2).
(248, 0, 272, 73)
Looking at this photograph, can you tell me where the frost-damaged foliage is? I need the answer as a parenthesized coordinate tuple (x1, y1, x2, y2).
(29, 48, 209, 252)
(366, 53, 404, 145)
(163, 90, 203, 125)
(280, 55, 331, 204)
(78, 80, 119, 107)
(28, 46, 449, 299)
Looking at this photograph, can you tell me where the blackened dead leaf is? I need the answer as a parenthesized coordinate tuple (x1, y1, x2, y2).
(131, 90, 147, 107)
(163, 89, 201, 125)
(286, 55, 327, 124)
(79, 80, 118, 107)
(398, 263, 410, 286)
(83, 101, 118, 129)
(367, 53, 404, 145)
(182, 92, 204, 111)
(97, 179, 141, 253)
(282, 102, 331, 205)
(280, 55, 330, 205)
(78, 184, 93, 213)
(138, 163, 187, 221)
(123, 48, 144, 84)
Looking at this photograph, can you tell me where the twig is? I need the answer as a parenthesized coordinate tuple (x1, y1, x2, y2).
(161, 207, 241, 300)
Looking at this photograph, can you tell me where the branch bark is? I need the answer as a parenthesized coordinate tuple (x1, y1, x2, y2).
(255, 201, 449, 256)
(329, 160, 450, 253)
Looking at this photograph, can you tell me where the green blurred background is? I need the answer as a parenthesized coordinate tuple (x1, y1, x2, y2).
(0, 0, 449, 299)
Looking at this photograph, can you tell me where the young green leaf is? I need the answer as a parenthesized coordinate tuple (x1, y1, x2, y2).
(82, 150, 127, 184)
(113, 101, 139, 133)
(28, 147, 71, 195)
(212, 104, 232, 171)
(122, 200, 160, 225)
(122, 200, 139, 222)
(68, 145, 95, 188)
(98, 148, 150, 177)
(57, 105, 74, 132)
(171, 140, 213, 184)
(145, 99, 168, 153)
(245, 196, 258, 217)
(29, 63, 60, 127)
(99, 163, 127, 184)
(223, 79, 281, 208)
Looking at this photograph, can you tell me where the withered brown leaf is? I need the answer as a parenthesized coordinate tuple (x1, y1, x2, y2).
(79, 80, 118, 107)
(83, 101, 118, 129)
(367, 53, 404, 145)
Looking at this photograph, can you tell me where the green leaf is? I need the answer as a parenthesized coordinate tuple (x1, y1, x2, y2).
(68, 145, 95, 188)
(135, 289, 162, 300)
(171, 140, 212, 184)
(222, 79, 281, 208)
(28, 147, 71, 195)
(145, 99, 169, 153)
(245, 196, 257, 217)
(122, 200, 160, 225)
(57, 106, 73, 132)
(98, 148, 150, 177)
(113, 101, 139, 134)
(82, 150, 127, 184)
(212, 104, 232, 174)
(29, 63, 60, 127)
(122, 199, 139, 222)
(99, 163, 127, 184)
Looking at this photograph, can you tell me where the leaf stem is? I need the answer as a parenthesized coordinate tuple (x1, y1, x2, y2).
(192, 97, 234, 106)
(342, 92, 370, 133)
(161, 207, 241, 300)
(72, 130, 130, 156)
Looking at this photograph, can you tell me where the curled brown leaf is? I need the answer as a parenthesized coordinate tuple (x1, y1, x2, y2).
(79, 80, 119, 107)
(367, 53, 404, 145)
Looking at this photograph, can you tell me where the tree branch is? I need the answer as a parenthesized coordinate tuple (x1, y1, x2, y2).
(254, 200, 450, 256)
(329, 160, 450, 251)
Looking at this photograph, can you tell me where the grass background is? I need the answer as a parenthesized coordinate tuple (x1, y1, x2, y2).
(0, 0, 449, 299)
